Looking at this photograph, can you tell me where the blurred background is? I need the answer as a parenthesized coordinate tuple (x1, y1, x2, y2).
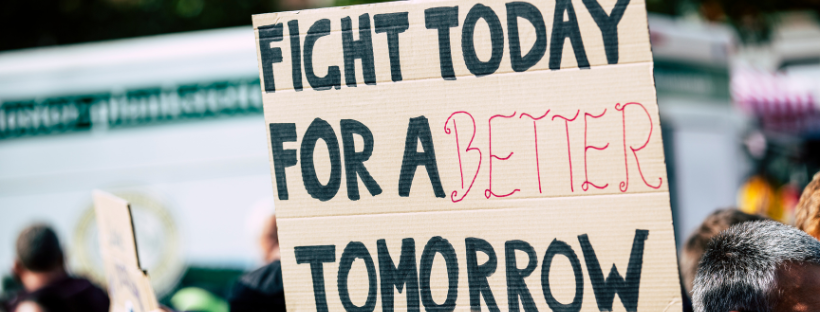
(2, 0, 820, 309)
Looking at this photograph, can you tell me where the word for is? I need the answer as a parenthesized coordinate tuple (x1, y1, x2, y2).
(269, 116, 439, 201)
(295, 230, 648, 312)
(269, 103, 661, 202)
(257, 0, 631, 92)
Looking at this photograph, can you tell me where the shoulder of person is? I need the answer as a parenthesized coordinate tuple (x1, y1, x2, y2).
(236, 260, 284, 296)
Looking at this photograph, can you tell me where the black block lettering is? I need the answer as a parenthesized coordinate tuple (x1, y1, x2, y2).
(505, 240, 538, 312)
(287, 20, 303, 91)
(582, 0, 630, 64)
(341, 119, 382, 200)
(506, 2, 547, 72)
(342, 14, 376, 87)
(466, 238, 500, 312)
(374, 12, 410, 82)
(295, 245, 336, 312)
(578, 230, 648, 312)
(541, 239, 583, 312)
(549, 0, 590, 69)
(424, 7, 459, 80)
(378, 238, 420, 312)
(258, 23, 284, 92)
(398, 116, 445, 198)
(304, 19, 342, 90)
(462, 4, 504, 76)
(338, 242, 378, 312)
(269, 123, 298, 200)
(419, 236, 458, 312)
(301, 118, 342, 201)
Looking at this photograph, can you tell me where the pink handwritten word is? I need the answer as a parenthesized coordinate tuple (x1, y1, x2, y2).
(615, 102, 662, 192)
(581, 109, 609, 191)
(519, 110, 550, 193)
(445, 112, 482, 203)
(485, 112, 520, 199)
(552, 110, 580, 192)
(443, 102, 662, 202)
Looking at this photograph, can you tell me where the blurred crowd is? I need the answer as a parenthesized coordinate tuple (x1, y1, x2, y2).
(7, 172, 820, 312)
(0, 214, 286, 312)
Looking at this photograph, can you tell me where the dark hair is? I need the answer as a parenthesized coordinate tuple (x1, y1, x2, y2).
(16, 224, 64, 272)
(680, 209, 766, 295)
(692, 220, 820, 312)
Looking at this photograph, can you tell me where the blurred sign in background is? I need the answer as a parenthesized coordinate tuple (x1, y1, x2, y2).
(0, 27, 275, 302)
(3, 0, 820, 308)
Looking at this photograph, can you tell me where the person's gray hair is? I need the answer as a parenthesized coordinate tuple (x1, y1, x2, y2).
(692, 220, 820, 312)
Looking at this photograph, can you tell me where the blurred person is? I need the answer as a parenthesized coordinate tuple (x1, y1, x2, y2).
(795, 172, 820, 240)
(3, 224, 109, 312)
(679, 209, 766, 296)
(14, 301, 45, 312)
(228, 215, 286, 311)
(14, 292, 70, 312)
(258, 215, 280, 264)
(692, 220, 820, 312)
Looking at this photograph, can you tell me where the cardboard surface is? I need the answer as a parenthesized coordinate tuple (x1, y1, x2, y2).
(93, 190, 159, 312)
(253, 0, 681, 310)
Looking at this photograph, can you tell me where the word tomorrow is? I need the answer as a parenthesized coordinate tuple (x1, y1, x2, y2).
(295, 230, 648, 312)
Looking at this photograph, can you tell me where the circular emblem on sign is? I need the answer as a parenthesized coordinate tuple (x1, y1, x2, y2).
(71, 191, 184, 297)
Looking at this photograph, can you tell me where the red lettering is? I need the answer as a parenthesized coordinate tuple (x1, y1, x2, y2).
(552, 110, 580, 192)
(445, 112, 482, 202)
(581, 109, 610, 191)
(615, 102, 662, 192)
(519, 110, 550, 193)
(485, 112, 520, 198)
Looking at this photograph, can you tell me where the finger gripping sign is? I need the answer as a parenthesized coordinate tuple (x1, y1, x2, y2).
(253, 0, 681, 310)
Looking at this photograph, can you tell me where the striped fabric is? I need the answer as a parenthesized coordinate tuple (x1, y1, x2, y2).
(731, 68, 820, 134)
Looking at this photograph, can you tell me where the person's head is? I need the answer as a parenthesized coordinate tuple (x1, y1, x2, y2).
(795, 172, 820, 240)
(692, 220, 820, 312)
(681, 209, 766, 295)
(12, 224, 66, 291)
(259, 215, 280, 263)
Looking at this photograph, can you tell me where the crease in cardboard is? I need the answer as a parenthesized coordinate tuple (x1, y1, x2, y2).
(277, 191, 670, 220)
(254, 60, 655, 94)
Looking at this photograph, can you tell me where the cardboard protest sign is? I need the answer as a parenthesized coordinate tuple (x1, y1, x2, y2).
(253, 0, 682, 310)
(93, 190, 159, 312)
